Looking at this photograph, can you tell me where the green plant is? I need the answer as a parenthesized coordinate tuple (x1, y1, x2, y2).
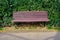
(0, 0, 60, 28)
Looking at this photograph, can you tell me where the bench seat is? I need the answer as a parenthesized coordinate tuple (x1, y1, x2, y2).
(12, 18, 49, 22)
(12, 11, 49, 22)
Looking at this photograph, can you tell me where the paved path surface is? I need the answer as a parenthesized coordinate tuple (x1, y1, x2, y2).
(0, 32, 60, 40)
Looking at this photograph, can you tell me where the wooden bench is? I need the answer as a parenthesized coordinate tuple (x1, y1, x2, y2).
(12, 11, 49, 22)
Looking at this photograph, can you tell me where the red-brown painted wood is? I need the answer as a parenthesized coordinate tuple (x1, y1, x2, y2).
(12, 11, 49, 22)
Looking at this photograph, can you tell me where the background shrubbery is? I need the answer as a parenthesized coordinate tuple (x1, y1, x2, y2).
(0, 0, 60, 27)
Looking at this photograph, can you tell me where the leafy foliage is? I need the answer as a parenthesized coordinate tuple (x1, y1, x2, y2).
(0, 0, 13, 27)
(0, 0, 60, 27)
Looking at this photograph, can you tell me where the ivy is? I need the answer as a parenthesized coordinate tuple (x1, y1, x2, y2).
(0, 0, 60, 27)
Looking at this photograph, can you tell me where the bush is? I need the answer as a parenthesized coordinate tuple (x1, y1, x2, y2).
(0, 0, 13, 27)
(0, 0, 60, 27)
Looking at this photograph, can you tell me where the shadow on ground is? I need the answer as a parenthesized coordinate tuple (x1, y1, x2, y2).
(45, 32, 60, 40)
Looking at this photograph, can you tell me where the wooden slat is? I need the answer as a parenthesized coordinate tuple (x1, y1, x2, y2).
(13, 11, 49, 22)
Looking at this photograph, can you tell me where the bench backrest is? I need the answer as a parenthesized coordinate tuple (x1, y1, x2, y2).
(13, 11, 48, 20)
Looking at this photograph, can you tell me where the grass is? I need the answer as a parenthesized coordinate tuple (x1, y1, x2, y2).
(0, 27, 3, 30)
(0, 23, 60, 32)
(0, 26, 58, 32)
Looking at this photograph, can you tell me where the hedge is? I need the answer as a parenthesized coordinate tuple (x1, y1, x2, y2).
(0, 0, 60, 27)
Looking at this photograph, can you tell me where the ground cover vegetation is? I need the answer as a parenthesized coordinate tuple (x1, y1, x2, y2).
(0, 0, 60, 29)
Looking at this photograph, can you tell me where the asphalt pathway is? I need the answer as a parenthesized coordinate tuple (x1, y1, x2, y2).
(0, 32, 60, 40)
